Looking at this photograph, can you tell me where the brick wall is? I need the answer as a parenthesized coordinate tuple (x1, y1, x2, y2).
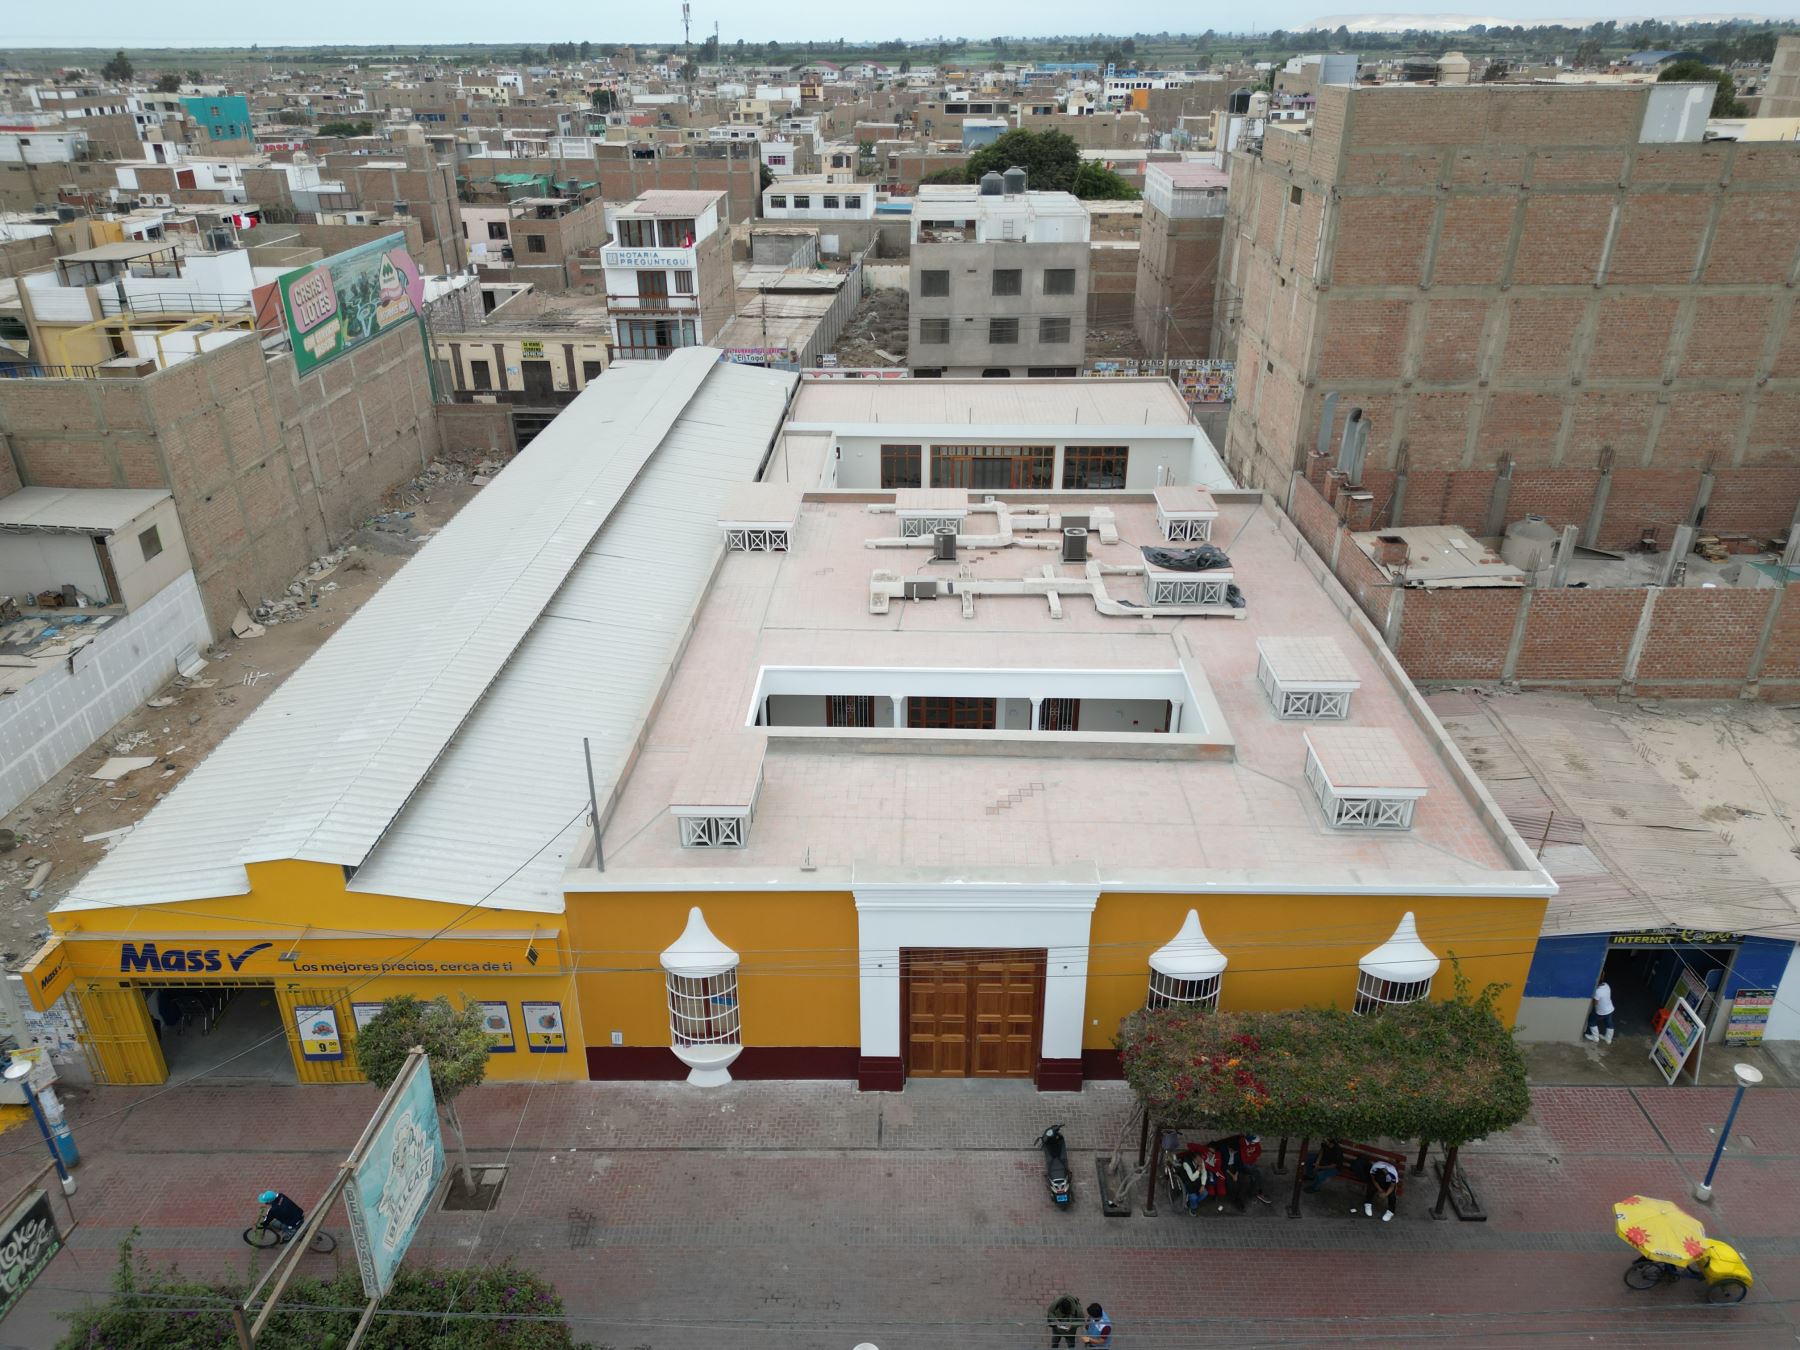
(1514, 589, 1642, 684)
(1220, 82, 1800, 500)
(1395, 587, 1517, 680)
(0, 322, 437, 630)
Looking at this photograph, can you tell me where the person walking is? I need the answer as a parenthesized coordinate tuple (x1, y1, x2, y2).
(1047, 1293, 1084, 1348)
(1363, 1158, 1400, 1223)
(1080, 1302, 1113, 1346)
(1584, 979, 1615, 1044)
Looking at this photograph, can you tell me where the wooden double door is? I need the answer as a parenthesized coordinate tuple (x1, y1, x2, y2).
(903, 948, 1044, 1079)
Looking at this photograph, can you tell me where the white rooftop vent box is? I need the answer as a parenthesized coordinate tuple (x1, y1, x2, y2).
(1302, 727, 1427, 831)
(670, 734, 765, 848)
(1256, 636, 1360, 720)
(718, 481, 803, 552)
(892, 487, 969, 539)
(1154, 484, 1218, 542)
(1144, 563, 1233, 608)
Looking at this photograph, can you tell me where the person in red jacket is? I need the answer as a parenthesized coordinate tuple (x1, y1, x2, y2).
(1234, 1133, 1275, 1208)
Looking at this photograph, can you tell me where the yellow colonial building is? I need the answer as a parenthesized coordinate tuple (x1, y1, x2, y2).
(22, 353, 1553, 1091)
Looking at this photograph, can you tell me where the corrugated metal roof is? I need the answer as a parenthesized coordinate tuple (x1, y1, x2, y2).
(59, 351, 796, 915)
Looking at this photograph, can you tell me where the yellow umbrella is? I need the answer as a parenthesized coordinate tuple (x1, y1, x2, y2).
(1615, 1195, 1708, 1265)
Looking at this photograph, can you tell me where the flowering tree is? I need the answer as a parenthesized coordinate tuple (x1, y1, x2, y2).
(1116, 968, 1529, 1212)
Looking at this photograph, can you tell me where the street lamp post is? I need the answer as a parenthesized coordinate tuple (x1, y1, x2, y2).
(1693, 1062, 1762, 1204)
(4, 1060, 76, 1196)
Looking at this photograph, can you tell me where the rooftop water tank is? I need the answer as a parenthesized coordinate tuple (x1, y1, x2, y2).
(1002, 165, 1026, 195)
(978, 170, 1004, 195)
(1501, 514, 1559, 574)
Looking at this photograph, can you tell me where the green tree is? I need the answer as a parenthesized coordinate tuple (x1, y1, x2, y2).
(101, 49, 133, 82)
(1072, 160, 1140, 200)
(356, 995, 492, 1195)
(318, 120, 374, 137)
(1659, 57, 1745, 116)
(152, 72, 181, 93)
(966, 127, 1083, 192)
(590, 87, 618, 112)
(1574, 38, 1604, 67)
(579, 39, 592, 61)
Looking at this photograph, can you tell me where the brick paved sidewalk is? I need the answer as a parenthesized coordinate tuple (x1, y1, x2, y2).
(1, 1078, 1794, 1349)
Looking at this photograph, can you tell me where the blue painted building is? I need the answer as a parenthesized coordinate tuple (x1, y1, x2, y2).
(181, 95, 251, 142)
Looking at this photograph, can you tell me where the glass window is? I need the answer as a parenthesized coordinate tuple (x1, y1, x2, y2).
(1146, 970, 1221, 1013)
(793, 194, 811, 209)
(137, 524, 164, 562)
(657, 217, 696, 246)
(769, 195, 787, 208)
(525, 235, 546, 254)
(920, 269, 949, 297)
(486, 221, 508, 240)
(823, 195, 840, 209)
(992, 268, 1022, 296)
(673, 270, 695, 295)
(919, 317, 949, 344)
(1062, 445, 1129, 490)
(844, 195, 862, 208)
(1040, 317, 1071, 344)
(989, 318, 1019, 344)
(1354, 972, 1432, 1015)
(667, 971, 741, 1047)
(930, 444, 1053, 490)
(880, 444, 923, 488)
(616, 218, 653, 247)
(1044, 267, 1076, 295)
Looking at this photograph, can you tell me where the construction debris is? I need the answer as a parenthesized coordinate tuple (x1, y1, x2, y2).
(89, 757, 156, 781)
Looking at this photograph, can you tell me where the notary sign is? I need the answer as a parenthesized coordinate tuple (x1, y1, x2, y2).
(343, 1051, 444, 1299)
(276, 233, 425, 377)
(0, 1190, 61, 1321)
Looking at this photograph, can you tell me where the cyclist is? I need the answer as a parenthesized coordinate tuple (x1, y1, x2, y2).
(256, 1189, 305, 1240)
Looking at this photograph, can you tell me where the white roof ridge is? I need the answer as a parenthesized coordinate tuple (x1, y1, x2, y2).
(237, 350, 724, 873)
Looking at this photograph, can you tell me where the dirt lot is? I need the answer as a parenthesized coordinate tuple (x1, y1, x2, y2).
(830, 287, 909, 369)
(0, 465, 492, 969)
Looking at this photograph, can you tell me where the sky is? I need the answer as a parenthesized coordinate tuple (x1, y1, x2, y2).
(6, 3, 1798, 48)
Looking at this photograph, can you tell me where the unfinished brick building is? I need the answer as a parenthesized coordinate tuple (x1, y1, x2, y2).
(1220, 82, 1800, 550)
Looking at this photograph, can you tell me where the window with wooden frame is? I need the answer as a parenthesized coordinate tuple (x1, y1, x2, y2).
(1062, 445, 1130, 490)
(827, 695, 876, 728)
(907, 697, 998, 729)
(1039, 697, 1080, 731)
(616, 218, 654, 247)
(880, 444, 923, 489)
(930, 444, 1053, 491)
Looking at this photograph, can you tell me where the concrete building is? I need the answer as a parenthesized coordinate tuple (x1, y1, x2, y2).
(458, 194, 608, 292)
(602, 189, 736, 358)
(1218, 79, 1800, 551)
(1762, 35, 1800, 119)
(907, 177, 1090, 378)
(18, 350, 1557, 1090)
(433, 289, 613, 447)
(760, 178, 876, 222)
(1134, 161, 1230, 361)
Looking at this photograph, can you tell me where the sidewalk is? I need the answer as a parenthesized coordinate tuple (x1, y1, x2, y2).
(1, 1075, 1794, 1348)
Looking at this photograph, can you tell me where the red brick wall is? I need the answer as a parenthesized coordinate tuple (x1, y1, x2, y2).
(1396, 588, 1518, 680)
(1634, 588, 1778, 698)
(1759, 584, 1800, 686)
(1514, 590, 1644, 684)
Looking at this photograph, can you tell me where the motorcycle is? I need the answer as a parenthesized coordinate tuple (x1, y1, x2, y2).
(1038, 1123, 1072, 1208)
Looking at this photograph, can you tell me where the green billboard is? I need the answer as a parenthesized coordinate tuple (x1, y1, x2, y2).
(275, 233, 425, 377)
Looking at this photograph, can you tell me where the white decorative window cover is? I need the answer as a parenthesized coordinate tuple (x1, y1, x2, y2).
(1146, 574, 1231, 607)
(1303, 752, 1416, 829)
(724, 527, 790, 552)
(1163, 514, 1213, 542)
(1354, 971, 1432, 1015)
(678, 815, 747, 848)
(899, 514, 963, 538)
(1147, 970, 1221, 1013)
(1256, 639, 1359, 721)
(660, 907, 744, 1086)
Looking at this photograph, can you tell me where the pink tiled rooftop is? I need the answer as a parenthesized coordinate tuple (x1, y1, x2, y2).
(596, 496, 1520, 886)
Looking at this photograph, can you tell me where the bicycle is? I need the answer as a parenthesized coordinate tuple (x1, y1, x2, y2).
(1624, 1255, 1749, 1304)
(243, 1213, 337, 1253)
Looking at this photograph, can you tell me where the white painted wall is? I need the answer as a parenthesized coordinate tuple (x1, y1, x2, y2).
(0, 532, 106, 604)
(1770, 946, 1800, 1041)
(0, 571, 212, 816)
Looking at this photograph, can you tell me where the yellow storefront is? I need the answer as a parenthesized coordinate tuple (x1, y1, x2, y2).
(22, 860, 585, 1088)
(567, 875, 1545, 1091)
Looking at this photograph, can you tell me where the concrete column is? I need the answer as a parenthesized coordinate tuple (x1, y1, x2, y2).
(1030, 696, 1043, 731)
(1658, 524, 1696, 588)
(1688, 469, 1716, 529)
(891, 695, 905, 729)
(1501, 589, 1534, 684)
(1621, 588, 1661, 695)
(1483, 458, 1516, 539)
(1549, 525, 1580, 588)
(1582, 449, 1616, 549)
(1744, 585, 1790, 697)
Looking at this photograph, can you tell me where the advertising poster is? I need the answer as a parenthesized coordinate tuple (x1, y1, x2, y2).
(1650, 996, 1704, 1085)
(295, 1005, 344, 1061)
(276, 233, 425, 377)
(521, 1001, 567, 1053)
(343, 1052, 445, 1299)
(1726, 989, 1774, 1046)
(477, 1001, 516, 1052)
(0, 1190, 61, 1321)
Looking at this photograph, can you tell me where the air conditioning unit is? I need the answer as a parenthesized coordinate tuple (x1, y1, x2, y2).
(1062, 528, 1089, 563)
(903, 580, 938, 601)
(933, 526, 957, 561)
